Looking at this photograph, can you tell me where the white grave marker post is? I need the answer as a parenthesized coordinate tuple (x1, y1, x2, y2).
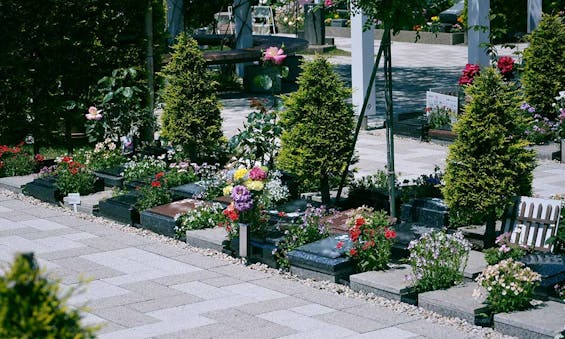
(239, 223, 250, 259)
(467, 0, 490, 66)
(351, 9, 376, 128)
(234, 0, 253, 76)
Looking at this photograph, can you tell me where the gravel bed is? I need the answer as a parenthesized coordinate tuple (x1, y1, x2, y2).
(0, 188, 514, 339)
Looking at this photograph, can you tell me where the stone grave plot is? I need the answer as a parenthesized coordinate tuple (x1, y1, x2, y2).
(170, 181, 208, 200)
(349, 264, 418, 305)
(96, 191, 141, 225)
(520, 253, 565, 299)
(93, 165, 125, 187)
(0, 173, 37, 193)
(287, 235, 355, 283)
(493, 300, 565, 338)
(139, 198, 213, 238)
(62, 188, 113, 214)
(23, 176, 104, 205)
(225, 229, 285, 268)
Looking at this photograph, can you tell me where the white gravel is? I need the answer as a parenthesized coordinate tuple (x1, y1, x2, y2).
(0, 188, 514, 339)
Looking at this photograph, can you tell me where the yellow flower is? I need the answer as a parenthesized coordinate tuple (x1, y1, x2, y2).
(244, 180, 264, 191)
(457, 16, 464, 24)
(233, 168, 248, 181)
(223, 185, 233, 196)
(431, 16, 439, 22)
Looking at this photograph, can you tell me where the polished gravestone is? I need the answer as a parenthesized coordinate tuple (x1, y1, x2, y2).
(494, 300, 565, 338)
(96, 192, 140, 225)
(287, 235, 354, 283)
(140, 198, 213, 238)
(349, 264, 418, 305)
(226, 230, 284, 268)
(23, 176, 61, 204)
(93, 166, 125, 187)
(520, 253, 565, 298)
(170, 181, 208, 200)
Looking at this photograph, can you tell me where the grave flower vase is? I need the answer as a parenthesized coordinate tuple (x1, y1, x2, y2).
(238, 223, 251, 259)
(244, 65, 282, 94)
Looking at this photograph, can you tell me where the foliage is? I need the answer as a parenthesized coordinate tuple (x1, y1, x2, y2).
(86, 67, 154, 143)
(275, 205, 334, 268)
(277, 56, 354, 203)
(427, 107, 455, 130)
(136, 172, 172, 211)
(160, 33, 226, 164)
(442, 68, 536, 238)
(521, 14, 565, 120)
(400, 166, 444, 202)
(174, 202, 228, 238)
(522, 102, 560, 144)
(554, 91, 565, 139)
(55, 156, 97, 196)
(340, 207, 395, 272)
(165, 162, 199, 188)
(474, 259, 541, 313)
(483, 232, 527, 265)
(85, 139, 126, 171)
(407, 231, 471, 293)
(183, 0, 233, 31)
(0, 143, 42, 177)
(0, 253, 97, 338)
(122, 156, 167, 184)
(228, 100, 282, 168)
(347, 0, 428, 33)
(0, 0, 166, 147)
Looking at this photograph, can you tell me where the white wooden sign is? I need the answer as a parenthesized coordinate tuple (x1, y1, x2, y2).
(67, 193, 81, 212)
(426, 89, 458, 114)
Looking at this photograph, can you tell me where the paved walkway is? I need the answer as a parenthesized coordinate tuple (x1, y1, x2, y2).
(0, 191, 506, 338)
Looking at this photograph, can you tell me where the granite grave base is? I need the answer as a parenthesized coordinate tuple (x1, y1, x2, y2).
(23, 177, 62, 204)
(520, 253, 565, 299)
(93, 166, 125, 187)
(493, 301, 565, 338)
(226, 234, 283, 268)
(349, 264, 418, 305)
(96, 192, 140, 225)
(186, 227, 228, 252)
(139, 199, 212, 238)
(287, 235, 355, 283)
(170, 182, 207, 200)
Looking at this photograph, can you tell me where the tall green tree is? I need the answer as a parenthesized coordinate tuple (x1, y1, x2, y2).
(442, 67, 536, 248)
(160, 33, 226, 163)
(277, 56, 354, 204)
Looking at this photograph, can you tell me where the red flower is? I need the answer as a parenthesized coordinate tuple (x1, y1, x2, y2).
(151, 180, 161, 188)
(62, 156, 73, 163)
(70, 168, 79, 175)
(355, 217, 365, 227)
(362, 240, 375, 250)
(336, 241, 344, 249)
(458, 63, 480, 86)
(278, 211, 286, 217)
(155, 172, 165, 180)
(34, 154, 45, 162)
(349, 227, 361, 243)
(497, 56, 514, 79)
(223, 204, 239, 221)
(385, 228, 397, 240)
(349, 248, 358, 256)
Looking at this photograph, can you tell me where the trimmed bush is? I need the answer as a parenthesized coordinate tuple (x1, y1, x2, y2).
(276, 56, 354, 203)
(521, 14, 565, 119)
(0, 253, 97, 338)
(442, 67, 536, 247)
(160, 33, 226, 163)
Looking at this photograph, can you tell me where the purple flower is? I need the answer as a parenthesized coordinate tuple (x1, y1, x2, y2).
(231, 185, 253, 212)
(520, 102, 530, 111)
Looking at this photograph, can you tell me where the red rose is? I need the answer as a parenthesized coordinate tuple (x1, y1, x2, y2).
(349, 248, 358, 256)
(155, 172, 165, 180)
(336, 241, 344, 249)
(497, 56, 514, 79)
(385, 228, 397, 240)
(151, 180, 161, 188)
(355, 217, 365, 227)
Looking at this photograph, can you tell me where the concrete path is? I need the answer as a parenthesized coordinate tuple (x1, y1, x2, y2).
(0, 191, 506, 338)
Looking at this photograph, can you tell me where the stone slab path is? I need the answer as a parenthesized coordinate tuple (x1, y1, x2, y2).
(0, 190, 511, 338)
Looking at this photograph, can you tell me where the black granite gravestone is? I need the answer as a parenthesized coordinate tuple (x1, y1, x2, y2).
(23, 177, 61, 204)
(93, 166, 125, 187)
(97, 192, 140, 225)
(170, 181, 207, 200)
(139, 199, 212, 238)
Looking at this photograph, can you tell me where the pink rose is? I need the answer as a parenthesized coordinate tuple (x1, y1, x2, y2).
(85, 106, 103, 120)
(263, 47, 287, 65)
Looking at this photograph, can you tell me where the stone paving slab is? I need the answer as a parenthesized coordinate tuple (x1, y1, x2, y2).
(493, 300, 565, 338)
(0, 174, 37, 193)
(349, 264, 417, 304)
(185, 227, 227, 252)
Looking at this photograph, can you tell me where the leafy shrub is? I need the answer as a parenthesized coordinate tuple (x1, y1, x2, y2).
(483, 232, 528, 265)
(55, 156, 97, 196)
(275, 205, 334, 268)
(277, 56, 354, 203)
(86, 139, 126, 171)
(0, 143, 41, 177)
(175, 203, 229, 239)
(340, 207, 396, 272)
(160, 33, 226, 164)
(408, 231, 471, 293)
(521, 14, 565, 120)
(442, 68, 535, 247)
(428, 107, 455, 130)
(0, 253, 97, 338)
(474, 259, 541, 313)
(122, 156, 167, 184)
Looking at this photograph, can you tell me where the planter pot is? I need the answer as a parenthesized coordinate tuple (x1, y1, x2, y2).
(243, 65, 283, 94)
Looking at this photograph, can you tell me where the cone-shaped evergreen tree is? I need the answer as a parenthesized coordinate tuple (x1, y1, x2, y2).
(442, 67, 536, 247)
(160, 33, 225, 163)
(277, 56, 354, 204)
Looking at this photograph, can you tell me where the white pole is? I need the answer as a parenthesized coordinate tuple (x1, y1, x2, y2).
(351, 9, 376, 126)
(467, 0, 490, 66)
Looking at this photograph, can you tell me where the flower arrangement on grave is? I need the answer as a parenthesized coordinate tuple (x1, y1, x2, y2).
(554, 90, 565, 139)
(483, 232, 530, 265)
(474, 259, 541, 313)
(122, 156, 167, 184)
(54, 156, 97, 196)
(174, 202, 228, 239)
(165, 161, 199, 188)
(338, 207, 396, 272)
(221, 165, 290, 237)
(136, 172, 172, 211)
(496, 56, 515, 81)
(0, 142, 44, 177)
(407, 231, 470, 293)
(274, 204, 334, 268)
(458, 64, 481, 86)
(83, 138, 126, 172)
(400, 165, 444, 202)
(522, 102, 560, 144)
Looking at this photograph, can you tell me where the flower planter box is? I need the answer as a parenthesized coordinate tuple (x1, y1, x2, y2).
(23, 176, 62, 204)
(139, 199, 212, 238)
(428, 128, 457, 141)
(93, 166, 125, 187)
(96, 192, 140, 225)
(493, 300, 565, 338)
(243, 65, 283, 94)
(325, 27, 465, 45)
(287, 235, 355, 284)
(349, 264, 418, 305)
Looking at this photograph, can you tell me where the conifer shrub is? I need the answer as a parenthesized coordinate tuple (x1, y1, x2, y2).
(160, 33, 226, 163)
(0, 253, 97, 338)
(521, 14, 565, 120)
(442, 67, 536, 247)
(276, 56, 354, 203)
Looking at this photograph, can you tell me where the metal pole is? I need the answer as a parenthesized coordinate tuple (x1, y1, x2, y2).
(383, 27, 396, 218)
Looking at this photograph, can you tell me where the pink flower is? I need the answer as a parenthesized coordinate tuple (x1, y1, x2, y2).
(458, 64, 480, 86)
(85, 106, 103, 120)
(249, 167, 267, 181)
(497, 56, 514, 79)
(324, 0, 333, 6)
(263, 47, 287, 65)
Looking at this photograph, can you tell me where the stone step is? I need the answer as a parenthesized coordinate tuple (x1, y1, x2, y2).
(349, 264, 417, 305)
(63, 189, 113, 214)
(418, 283, 491, 327)
(493, 300, 565, 338)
